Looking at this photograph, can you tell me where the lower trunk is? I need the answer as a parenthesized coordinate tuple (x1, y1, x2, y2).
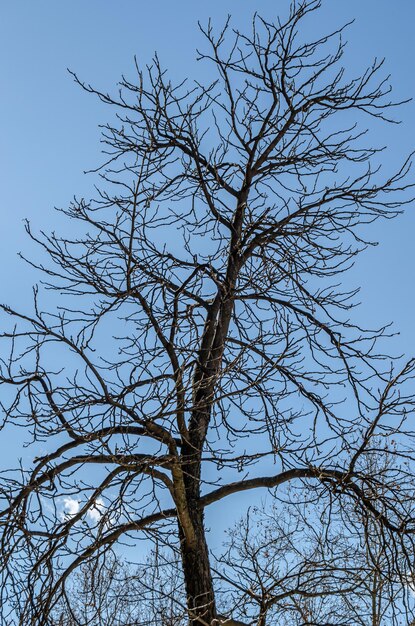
(179, 503, 216, 626)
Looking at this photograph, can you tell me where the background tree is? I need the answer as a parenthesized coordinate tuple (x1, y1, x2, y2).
(52, 552, 187, 626)
(1, 1, 415, 624)
(215, 450, 415, 626)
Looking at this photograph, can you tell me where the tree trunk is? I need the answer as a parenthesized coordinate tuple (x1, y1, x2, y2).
(179, 501, 216, 626)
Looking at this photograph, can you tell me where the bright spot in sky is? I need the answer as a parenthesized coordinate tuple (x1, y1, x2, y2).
(60, 497, 80, 520)
(60, 496, 106, 522)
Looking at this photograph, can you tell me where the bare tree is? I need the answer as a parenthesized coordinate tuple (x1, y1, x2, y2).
(51, 551, 187, 626)
(216, 458, 415, 626)
(1, 1, 415, 624)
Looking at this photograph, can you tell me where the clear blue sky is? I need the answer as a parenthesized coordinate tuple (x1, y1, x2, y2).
(0, 0, 414, 543)
(0, 1, 414, 348)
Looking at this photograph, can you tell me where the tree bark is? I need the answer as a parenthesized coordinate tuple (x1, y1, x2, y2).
(179, 497, 216, 625)
(177, 418, 217, 626)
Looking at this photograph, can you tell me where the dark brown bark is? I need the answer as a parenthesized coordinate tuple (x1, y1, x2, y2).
(179, 502, 216, 626)
(180, 425, 217, 625)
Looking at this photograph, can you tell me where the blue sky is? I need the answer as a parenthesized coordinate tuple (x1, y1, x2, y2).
(0, 1, 414, 353)
(0, 0, 415, 548)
